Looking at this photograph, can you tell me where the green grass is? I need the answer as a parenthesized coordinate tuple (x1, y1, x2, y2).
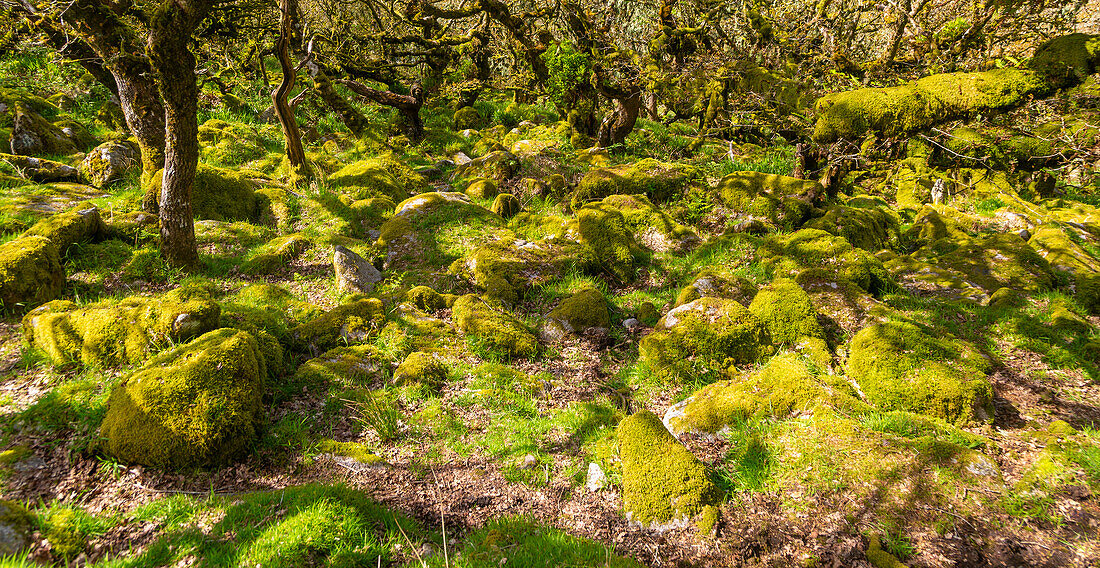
(439, 516, 643, 567)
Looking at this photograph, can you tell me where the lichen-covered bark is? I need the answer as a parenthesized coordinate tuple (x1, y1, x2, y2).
(337, 78, 423, 141)
(147, 0, 212, 268)
(305, 60, 368, 136)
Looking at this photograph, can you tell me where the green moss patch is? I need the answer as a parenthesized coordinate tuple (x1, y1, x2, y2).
(758, 229, 893, 297)
(716, 171, 818, 229)
(144, 164, 261, 222)
(100, 328, 266, 469)
(848, 321, 993, 425)
(0, 235, 63, 312)
(290, 298, 386, 356)
(327, 154, 429, 204)
(617, 409, 721, 527)
(452, 294, 539, 359)
(573, 158, 695, 209)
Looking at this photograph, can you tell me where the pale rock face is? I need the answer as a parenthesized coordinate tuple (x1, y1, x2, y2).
(333, 245, 382, 294)
(586, 462, 609, 492)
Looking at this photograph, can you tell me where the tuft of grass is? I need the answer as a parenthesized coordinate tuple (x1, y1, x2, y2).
(347, 389, 404, 444)
(717, 421, 773, 492)
(445, 516, 643, 567)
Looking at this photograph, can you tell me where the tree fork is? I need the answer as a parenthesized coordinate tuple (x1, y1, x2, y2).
(273, 0, 310, 183)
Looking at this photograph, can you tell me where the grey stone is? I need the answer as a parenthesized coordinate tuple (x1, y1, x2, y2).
(80, 139, 140, 187)
(586, 462, 608, 492)
(334, 245, 382, 294)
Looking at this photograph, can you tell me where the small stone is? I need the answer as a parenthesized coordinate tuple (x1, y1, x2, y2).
(623, 318, 642, 331)
(333, 245, 382, 294)
(521, 454, 538, 469)
(586, 462, 608, 492)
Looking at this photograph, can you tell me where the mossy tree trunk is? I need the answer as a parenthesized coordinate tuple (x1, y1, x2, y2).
(56, 0, 167, 186)
(272, 0, 310, 182)
(147, 0, 212, 268)
(305, 59, 368, 136)
(337, 78, 424, 142)
(14, 0, 119, 97)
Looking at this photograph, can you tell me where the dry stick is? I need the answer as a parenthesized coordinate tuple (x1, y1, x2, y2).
(393, 513, 425, 566)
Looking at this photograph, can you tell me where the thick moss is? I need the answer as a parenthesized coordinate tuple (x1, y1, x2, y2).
(909, 233, 1054, 293)
(663, 353, 863, 436)
(452, 150, 520, 182)
(544, 288, 611, 339)
(866, 534, 909, 568)
(813, 67, 1050, 142)
(848, 321, 994, 425)
(757, 229, 893, 297)
(795, 269, 885, 338)
(392, 351, 448, 389)
(294, 344, 391, 388)
(452, 294, 539, 359)
(10, 102, 77, 156)
(903, 205, 974, 245)
(491, 193, 522, 219)
(1029, 33, 1100, 87)
(598, 194, 699, 253)
(241, 234, 310, 275)
(675, 269, 757, 308)
(0, 235, 64, 312)
(100, 328, 266, 469)
(639, 297, 767, 383)
(22, 284, 222, 367)
(80, 139, 140, 187)
(290, 298, 386, 356)
(197, 119, 266, 166)
(573, 158, 695, 209)
(748, 278, 830, 367)
(617, 410, 720, 527)
(144, 164, 259, 221)
(453, 106, 484, 130)
(803, 203, 899, 251)
(716, 171, 818, 229)
(465, 178, 498, 199)
(1027, 225, 1100, 276)
(328, 155, 429, 203)
(0, 499, 32, 556)
(406, 285, 446, 311)
(456, 236, 581, 304)
(22, 206, 105, 257)
(569, 203, 644, 283)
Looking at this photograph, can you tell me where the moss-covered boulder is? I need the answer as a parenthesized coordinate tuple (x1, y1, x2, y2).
(53, 118, 97, 151)
(100, 328, 266, 469)
(144, 164, 259, 222)
(573, 158, 695, 209)
(617, 410, 721, 527)
(748, 278, 830, 367)
(378, 192, 507, 271)
(716, 171, 818, 229)
(406, 285, 448, 311)
(757, 229, 893, 297)
(598, 194, 699, 253)
(452, 294, 538, 359)
(22, 206, 105, 257)
(1027, 225, 1100, 275)
(542, 288, 611, 341)
(491, 193, 522, 219)
(453, 106, 483, 130)
(294, 344, 391, 388)
(908, 233, 1054, 294)
(795, 269, 885, 338)
(392, 351, 448, 389)
(803, 203, 899, 252)
(674, 269, 757, 308)
(465, 178, 498, 199)
(452, 150, 520, 182)
(903, 205, 975, 246)
(22, 285, 222, 367)
(241, 234, 310, 275)
(10, 102, 77, 156)
(290, 298, 386, 356)
(197, 119, 265, 166)
(848, 321, 994, 425)
(663, 353, 863, 436)
(639, 297, 767, 383)
(568, 202, 645, 283)
(80, 139, 140, 187)
(0, 235, 64, 312)
(0, 152, 79, 182)
(455, 236, 582, 304)
(328, 155, 429, 203)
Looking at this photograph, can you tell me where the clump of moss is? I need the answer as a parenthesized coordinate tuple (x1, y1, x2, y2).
(1028, 225, 1100, 276)
(848, 321, 993, 425)
(675, 269, 757, 308)
(570, 203, 645, 283)
(803, 203, 899, 251)
(757, 229, 893, 297)
(0, 499, 32, 556)
(617, 410, 721, 527)
(290, 298, 386, 356)
(143, 164, 260, 222)
(598, 194, 699, 253)
(294, 344, 391, 388)
(639, 297, 767, 384)
(902, 205, 974, 246)
(794, 269, 885, 338)
(456, 237, 581, 304)
(573, 158, 695, 209)
(664, 352, 863, 436)
(748, 278, 830, 367)
(198, 119, 266, 166)
(241, 234, 310, 275)
(100, 328, 266, 469)
(466, 178, 498, 199)
(716, 171, 818, 229)
(392, 351, 448, 389)
(909, 233, 1054, 294)
(452, 294, 539, 359)
(491, 193, 522, 219)
(0, 235, 64, 312)
(866, 534, 909, 568)
(327, 154, 428, 204)
(22, 206, 105, 257)
(543, 288, 611, 339)
(23, 283, 220, 365)
(406, 285, 449, 311)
